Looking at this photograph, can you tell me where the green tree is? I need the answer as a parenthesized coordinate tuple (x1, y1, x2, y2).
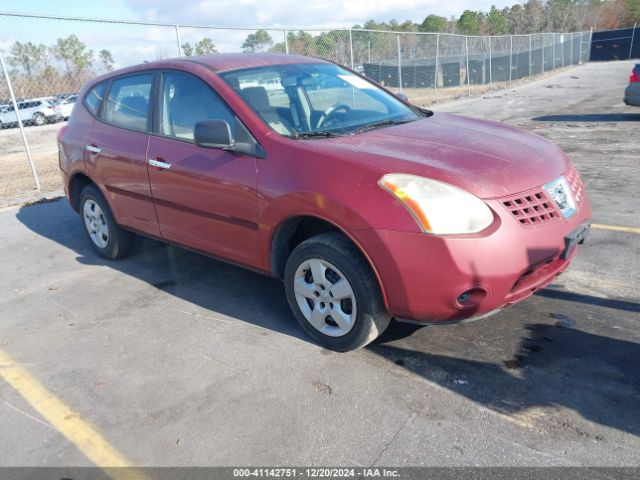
(419, 14, 448, 32)
(41, 66, 60, 84)
(9, 42, 47, 78)
(486, 5, 508, 34)
(284, 31, 317, 56)
(242, 29, 273, 52)
(195, 38, 218, 55)
(457, 10, 481, 34)
(53, 35, 93, 78)
(269, 42, 287, 53)
(625, 0, 640, 22)
(181, 42, 194, 56)
(99, 49, 114, 71)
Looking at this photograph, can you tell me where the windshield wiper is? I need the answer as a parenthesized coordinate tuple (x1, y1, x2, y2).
(350, 119, 415, 135)
(290, 130, 344, 139)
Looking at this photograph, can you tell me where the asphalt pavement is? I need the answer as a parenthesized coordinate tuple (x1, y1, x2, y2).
(0, 60, 638, 468)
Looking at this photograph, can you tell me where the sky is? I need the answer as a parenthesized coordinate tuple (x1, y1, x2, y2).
(1, 0, 517, 29)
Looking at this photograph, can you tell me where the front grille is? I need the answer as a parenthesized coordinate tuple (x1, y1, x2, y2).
(501, 189, 561, 227)
(565, 166, 585, 206)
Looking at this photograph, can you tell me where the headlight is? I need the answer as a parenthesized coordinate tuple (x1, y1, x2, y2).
(379, 173, 494, 234)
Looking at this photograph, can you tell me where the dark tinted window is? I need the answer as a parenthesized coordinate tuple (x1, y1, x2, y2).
(84, 82, 106, 116)
(159, 71, 235, 140)
(103, 73, 153, 131)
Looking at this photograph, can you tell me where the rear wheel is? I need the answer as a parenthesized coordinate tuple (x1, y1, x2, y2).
(79, 184, 135, 260)
(284, 232, 390, 351)
(33, 113, 45, 126)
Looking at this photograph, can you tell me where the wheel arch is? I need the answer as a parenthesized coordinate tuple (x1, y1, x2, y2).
(68, 171, 97, 212)
(269, 214, 389, 310)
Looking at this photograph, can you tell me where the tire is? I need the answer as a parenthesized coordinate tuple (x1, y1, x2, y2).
(284, 232, 391, 352)
(33, 113, 45, 126)
(79, 184, 135, 260)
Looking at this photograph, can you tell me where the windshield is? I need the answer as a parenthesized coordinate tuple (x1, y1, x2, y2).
(220, 63, 422, 138)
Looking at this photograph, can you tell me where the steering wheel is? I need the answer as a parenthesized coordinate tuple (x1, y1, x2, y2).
(316, 103, 351, 129)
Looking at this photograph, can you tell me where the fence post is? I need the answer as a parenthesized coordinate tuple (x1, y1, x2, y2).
(396, 35, 403, 95)
(465, 35, 471, 97)
(630, 24, 637, 60)
(175, 24, 182, 56)
(488, 36, 493, 90)
(529, 34, 532, 77)
(561, 33, 565, 67)
(284, 28, 289, 54)
(434, 33, 439, 102)
(542, 34, 545, 74)
(509, 35, 513, 85)
(0, 49, 40, 191)
(570, 32, 574, 65)
(349, 29, 354, 69)
(553, 33, 557, 69)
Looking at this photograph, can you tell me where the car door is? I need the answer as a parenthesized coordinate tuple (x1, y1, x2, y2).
(84, 72, 160, 237)
(146, 70, 259, 266)
(17, 102, 31, 122)
(0, 105, 13, 124)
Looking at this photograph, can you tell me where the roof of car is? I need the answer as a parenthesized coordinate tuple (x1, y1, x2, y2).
(176, 53, 331, 72)
(87, 53, 334, 89)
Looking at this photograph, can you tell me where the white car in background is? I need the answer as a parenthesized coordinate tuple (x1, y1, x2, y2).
(54, 95, 78, 119)
(0, 98, 61, 128)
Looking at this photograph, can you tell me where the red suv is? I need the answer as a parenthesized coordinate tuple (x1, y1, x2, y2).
(58, 53, 591, 351)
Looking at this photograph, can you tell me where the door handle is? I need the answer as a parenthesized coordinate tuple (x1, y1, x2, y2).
(85, 145, 102, 153)
(148, 158, 172, 170)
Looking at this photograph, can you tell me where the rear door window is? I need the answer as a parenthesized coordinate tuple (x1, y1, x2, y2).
(103, 73, 153, 131)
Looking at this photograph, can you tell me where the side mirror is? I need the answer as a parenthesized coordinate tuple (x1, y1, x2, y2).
(194, 119, 266, 158)
(195, 119, 234, 149)
(396, 93, 409, 103)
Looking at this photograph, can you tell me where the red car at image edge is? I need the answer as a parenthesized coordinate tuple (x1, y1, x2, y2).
(57, 53, 591, 351)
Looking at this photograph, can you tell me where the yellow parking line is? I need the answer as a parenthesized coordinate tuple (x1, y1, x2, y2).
(0, 348, 146, 480)
(592, 223, 640, 234)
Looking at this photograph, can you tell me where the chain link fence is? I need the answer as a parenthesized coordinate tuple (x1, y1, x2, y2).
(0, 12, 592, 203)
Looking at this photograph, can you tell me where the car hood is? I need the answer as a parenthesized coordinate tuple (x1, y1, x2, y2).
(306, 112, 570, 198)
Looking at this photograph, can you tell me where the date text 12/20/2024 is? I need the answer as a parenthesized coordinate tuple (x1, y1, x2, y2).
(233, 468, 400, 478)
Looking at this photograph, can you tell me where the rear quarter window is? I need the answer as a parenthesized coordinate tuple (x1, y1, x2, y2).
(84, 82, 107, 116)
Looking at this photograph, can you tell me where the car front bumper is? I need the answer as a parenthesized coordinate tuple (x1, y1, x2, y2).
(357, 178, 592, 323)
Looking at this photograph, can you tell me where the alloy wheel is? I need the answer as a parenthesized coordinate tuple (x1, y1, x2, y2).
(293, 258, 357, 337)
(83, 199, 109, 249)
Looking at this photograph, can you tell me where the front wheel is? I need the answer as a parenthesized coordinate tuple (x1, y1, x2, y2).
(79, 184, 135, 260)
(284, 232, 390, 352)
